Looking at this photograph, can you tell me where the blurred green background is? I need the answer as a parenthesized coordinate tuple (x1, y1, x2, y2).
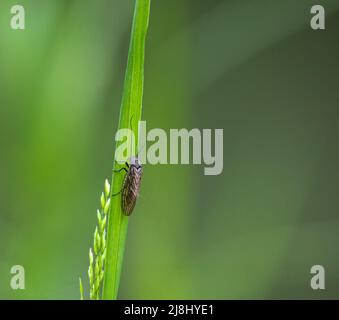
(1, 0, 339, 299)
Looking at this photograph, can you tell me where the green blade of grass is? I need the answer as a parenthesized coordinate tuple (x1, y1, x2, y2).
(102, 0, 151, 300)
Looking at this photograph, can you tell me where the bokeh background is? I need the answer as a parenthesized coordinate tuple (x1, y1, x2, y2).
(1, 0, 339, 299)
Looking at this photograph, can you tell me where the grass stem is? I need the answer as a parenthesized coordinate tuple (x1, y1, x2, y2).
(102, 0, 151, 300)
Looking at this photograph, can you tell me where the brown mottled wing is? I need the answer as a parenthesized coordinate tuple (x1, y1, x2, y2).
(121, 166, 142, 216)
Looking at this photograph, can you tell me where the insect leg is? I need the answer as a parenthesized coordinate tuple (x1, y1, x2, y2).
(113, 167, 128, 173)
(113, 159, 128, 173)
(111, 189, 122, 197)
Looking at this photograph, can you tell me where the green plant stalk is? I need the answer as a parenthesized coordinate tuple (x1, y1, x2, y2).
(102, 0, 151, 300)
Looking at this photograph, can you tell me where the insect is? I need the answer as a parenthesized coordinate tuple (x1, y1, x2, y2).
(113, 115, 143, 216)
(113, 157, 143, 216)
